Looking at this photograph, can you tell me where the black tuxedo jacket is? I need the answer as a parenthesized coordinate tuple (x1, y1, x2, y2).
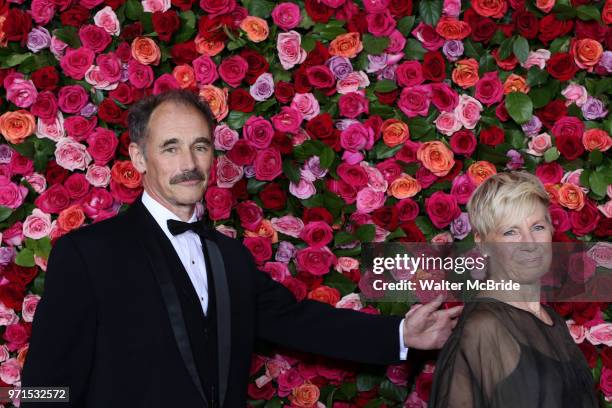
(21, 195, 403, 407)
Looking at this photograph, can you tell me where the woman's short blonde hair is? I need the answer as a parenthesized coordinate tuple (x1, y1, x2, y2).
(466, 171, 552, 239)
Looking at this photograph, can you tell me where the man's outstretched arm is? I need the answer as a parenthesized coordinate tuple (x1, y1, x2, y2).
(21, 234, 96, 408)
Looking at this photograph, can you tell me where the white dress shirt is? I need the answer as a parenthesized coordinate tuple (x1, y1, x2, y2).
(141, 190, 409, 359)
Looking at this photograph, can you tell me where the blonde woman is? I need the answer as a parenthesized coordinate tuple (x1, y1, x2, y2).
(428, 171, 598, 408)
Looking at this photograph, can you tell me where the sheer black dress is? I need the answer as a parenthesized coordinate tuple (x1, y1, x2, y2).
(428, 297, 599, 408)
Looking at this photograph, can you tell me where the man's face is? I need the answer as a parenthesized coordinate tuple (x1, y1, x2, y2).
(129, 101, 214, 210)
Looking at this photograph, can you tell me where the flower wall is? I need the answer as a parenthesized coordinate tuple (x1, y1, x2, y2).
(0, 0, 611, 405)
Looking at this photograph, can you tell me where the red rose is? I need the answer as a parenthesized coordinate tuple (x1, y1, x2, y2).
(198, 0, 236, 15)
(577, 342, 598, 368)
(170, 41, 198, 65)
(60, 5, 90, 27)
(228, 88, 255, 112)
(104, 0, 126, 9)
(296, 247, 336, 276)
(464, 9, 497, 43)
(270, 131, 293, 155)
(552, 116, 585, 160)
(346, 10, 369, 34)
(98, 98, 127, 125)
(34, 184, 71, 214)
(0, 283, 24, 311)
(3, 322, 31, 350)
(513, 10, 539, 39)
(479, 126, 505, 146)
(304, 0, 333, 23)
(303, 207, 333, 225)
(63, 173, 91, 199)
(259, 183, 286, 211)
(375, 89, 400, 105)
(575, 20, 607, 43)
(296, 270, 323, 291)
(492, 48, 518, 70)
(306, 113, 340, 150)
(398, 221, 427, 242)
(274, 81, 295, 104)
(422, 51, 446, 82)
(45, 160, 70, 185)
(305, 65, 335, 89)
(337, 162, 369, 188)
(4, 9, 32, 45)
(87, 128, 119, 165)
(243, 236, 272, 264)
(539, 14, 574, 44)
(338, 92, 369, 119)
(218, 55, 248, 88)
(31, 66, 59, 91)
(299, 221, 333, 249)
(450, 129, 477, 155)
(254, 148, 282, 181)
(307, 285, 340, 306)
(389, 0, 413, 16)
(247, 382, 275, 400)
(171, 0, 195, 11)
(594, 218, 612, 238)
(571, 200, 601, 236)
(227, 139, 256, 166)
(292, 67, 313, 94)
(152, 10, 180, 42)
(235, 201, 263, 230)
(120, 22, 143, 41)
(2, 264, 38, 287)
(425, 191, 461, 229)
(239, 49, 269, 85)
(109, 83, 133, 105)
(546, 52, 579, 81)
(395, 198, 420, 222)
(231, 178, 249, 200)
(281, 276, 308, 301)
(372, 206, 399, 231)
(536, 99, 567, 129)
(205, 186, 235, 220)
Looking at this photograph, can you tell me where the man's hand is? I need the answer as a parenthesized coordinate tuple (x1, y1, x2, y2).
(402, 295, 463, 350)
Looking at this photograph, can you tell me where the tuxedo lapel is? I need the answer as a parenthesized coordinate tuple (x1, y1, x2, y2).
(126, 199, 208, 406)
(202, 237, 231, 408)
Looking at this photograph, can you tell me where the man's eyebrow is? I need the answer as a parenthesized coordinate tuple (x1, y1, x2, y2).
(160, 138, 179, 148)
(193, 137, 212, 145)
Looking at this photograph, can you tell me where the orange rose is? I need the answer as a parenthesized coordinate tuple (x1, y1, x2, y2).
(503, 73, 529, 94)
(58, 205, 86, 232)
(557, 183, 585, 211)
(467, 161, 497, 186)
(536, 0, 555, 12)
(472, 0, 508, 18)
(0, 15, 7, 48)
(172, 64, 197, 89)
(0, 110, 35, 144)
(195, 34, 225, 56)
(131, 36, 161, 66)
(329, 32, 363, 59)
(389, 174, 421, 199)
(290, 382, 321, 408)
(416, 141, 455, 177)
(582, 128, 612, 152)
(244, 219, 278, 243)
(435, 17, 471, 40)
(381, 118, 409, 147)
(452, 58, 479, 89)
(544, 183, 561, 205)
(571, 38, 603, 71)
(307, 286, 340, 306)
(111, 160, 142, 188)
(199, 85, 228, 121)
(240, 16, 269, 43)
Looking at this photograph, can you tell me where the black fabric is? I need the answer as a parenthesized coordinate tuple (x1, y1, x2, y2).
(428, 297, 599, 408)
(21, 195, 404, 408)
(167, 218, 215, 240)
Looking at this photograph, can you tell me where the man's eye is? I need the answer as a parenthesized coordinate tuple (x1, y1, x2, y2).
(195, 145, 208, 151)
(164, 147, 176, 153)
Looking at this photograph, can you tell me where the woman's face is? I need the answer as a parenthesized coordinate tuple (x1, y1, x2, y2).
(475, 203, 553, 285)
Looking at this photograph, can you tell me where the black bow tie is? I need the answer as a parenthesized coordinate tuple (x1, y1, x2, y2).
(167, 219, 215, 240)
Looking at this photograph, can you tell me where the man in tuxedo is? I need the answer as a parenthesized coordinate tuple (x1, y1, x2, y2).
(21, 89, 463, 407)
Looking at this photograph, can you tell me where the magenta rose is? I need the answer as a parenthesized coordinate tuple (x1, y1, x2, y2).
(298, 220, 333, 249)
(79, 24, 112, 53)
(59, 47, 95, 80)
(127, 59, 155, 89)
(272, 2, 301, 31)
(295, 246, 337, 276)
(271, 107, 303, 133)
(199, 0, 236, 15)
(425, 191, 461, 229)
(0, 176, 28, 210)
(63, 173, 91, 199)
(192, 54, 219, 85)
(431, 82, 459, 112)
(86, 128, 119, 165)
(205, 186, 235, 220)
(340, 123, 375, 152)
(235, 200, 264, 231)
(33, 183, 70, 214)
(398, 85, 432, 117)
(395, 61, 424, 87)
(254, 147, 282, 181)
(58, 85, 89, 114)
(338, 91, 370, 119)
(64, 115, 97, 142)
(218, 55, 248, 88)
(243, 116, 274, 149)
(475, 71, 503, 107)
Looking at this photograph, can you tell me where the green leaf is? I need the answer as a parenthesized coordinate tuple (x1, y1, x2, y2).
(226, 110, 250, 130)
(316, 25, 347, 41)
(589, 171, 608, 196)
(407, 117, 435, 139)
(318, 146, 335, 169)
(0, 206, 12, 222)
(323, 271, 357, 296)
(419, 0, 442, 26)
(248, 0, 274, 18)
(374, 142, 403, 160)
(576, 5, 601, 21)
(262, 398, 283, 408)
(379, 379, 408, 401)
(246, 178, 267, 194)
(355, 224, 376, 242)
(549, 37, 570, 54)
(588, 149, 603, 167)
(498, 36, 514, 60)
(544, 147, 560, 162)
(403, 38, 427, 60)
(397, 16, 416, 36)
(356, 373, 383, 392)
(505, 92, 533, 125)
(11, 139, 35, 158)
(334, 231, 356, 247)
(0, 53, 34, 69)
(362, 34, 390, 55)
(15, 248, 35, 267)
(282, 159, 301, 183)
(527, 67, 549, 87)
(125, 0, 144, 21)
(552, 4, 577, 19)
(374, 79, 397, 93)
(173, 11, 196, 43)
(463, 39, 485, 60)
(512, 36, 529, 64)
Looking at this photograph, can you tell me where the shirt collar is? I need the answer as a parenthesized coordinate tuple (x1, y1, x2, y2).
(141, 190, 198, 238)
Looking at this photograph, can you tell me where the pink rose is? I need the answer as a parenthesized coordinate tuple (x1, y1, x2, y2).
(6, 78, 37, 108)
(277, 31, 307, 70)
(386, 364, 409, 386)
(295, 246, 337, 275)
(337, 71, 370, 94)
(214, 124, 239, 151)
(336, 293, 363, 310)
(586, 323, 612, 346)
(289, 178, 316, 199)
(30, 0, 55, 24)
(340, 122, 374, 152)
(475, 71, 503, 107)
(412, 22, 445, 51)
(218, 55, 248, 88)
(587, 242, 612, 269)
(398, 85, 432, 118)
(0, 303, 18, 327)
(271, 2, 301, 31)
(600, 367, 612, 399)
(271, 215, 304, 238)
(23, 208, 52, 239)
(277, 368, 304, 397)
(526, 132, 552, 156)
(522, 49, 551, 70)
(254, 148, 282, 181)
(243, 116, 274, 149)
(338, 91, 369, 119)
(271, 107, 303, 133)
(261, 261, 290, 283)
(215, 155, 243, 188)
(86, 164, 111, 187)
(454, 94, 482, 129)
(291, 93, 320, 120)
(192, 54, 219, 85)
(94, 6, 120, 36)
(434, 111, 462, 136)
(2, 222, 23, 246)
(55, 137, 92, 171)
(58, 85, 89, 114)
(60, 47, 95, 80)
(561, 83, 588, 107)
(0, 176, 28, 209)
(0, 358, 20, 385)
(3, 322, 29, 351)
(142, 0, 170, 12)
(443, 0, 461, 16)
(236, 200, 264, 231)
(23, 173, 47, 194)
(425, 191, 461, 229)
(356, 187, 385, 213)
(566, 320, 587, 343)
(205, 186, 235, 220)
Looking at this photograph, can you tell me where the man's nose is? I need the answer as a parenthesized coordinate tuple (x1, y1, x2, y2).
(179, 149, 197, 170)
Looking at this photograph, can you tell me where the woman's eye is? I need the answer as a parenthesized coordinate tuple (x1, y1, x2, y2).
(503, 230, 515, 236)
(534, 225, 544, 230)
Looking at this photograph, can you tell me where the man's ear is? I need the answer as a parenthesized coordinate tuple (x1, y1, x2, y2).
(129, 142, 146, 173)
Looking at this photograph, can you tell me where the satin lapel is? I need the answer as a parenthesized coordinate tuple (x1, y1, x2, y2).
(202, 237, 231, 408)
(127, 200, 208, 406)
